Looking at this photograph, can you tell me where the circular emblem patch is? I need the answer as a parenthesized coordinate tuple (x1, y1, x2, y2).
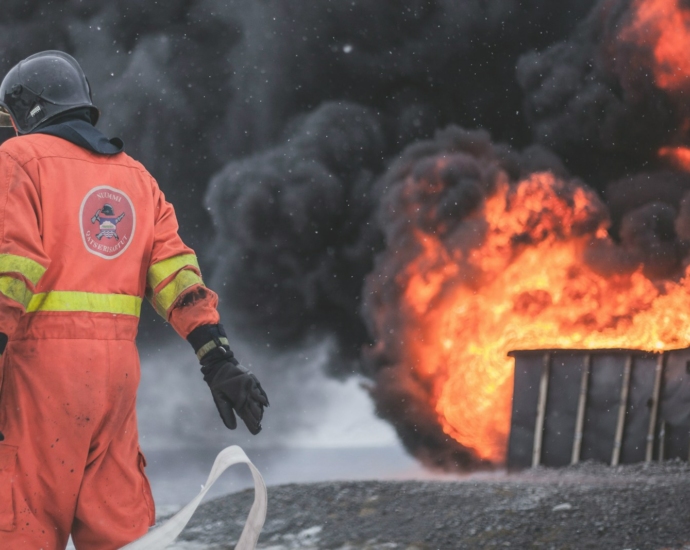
(80, 186, 136, 259)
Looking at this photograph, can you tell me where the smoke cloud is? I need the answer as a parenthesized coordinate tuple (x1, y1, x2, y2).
(517, 0, 690, 183)
(205, 102, 386, 370)
(205, 0, 601, 360)
(198, 0, 690, 466)
(8, 0, 690, 469)
(223, 0, 599, 157)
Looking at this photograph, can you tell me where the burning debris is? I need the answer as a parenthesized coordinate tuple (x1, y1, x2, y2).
(363, 127, 690, 468)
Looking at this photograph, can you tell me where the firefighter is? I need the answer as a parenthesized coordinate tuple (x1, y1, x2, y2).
(0, 50, 269, 549)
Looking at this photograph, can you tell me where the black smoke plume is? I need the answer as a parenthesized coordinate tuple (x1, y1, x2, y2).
(517, 0, 690, 184)
(204, 0, 600, 359)
(205, 102, 386, 371)
(224, 0, 599, 157)
(1, 0, 596, 250)
(193, 0, 690, 465)
(8, 0, 690, 467)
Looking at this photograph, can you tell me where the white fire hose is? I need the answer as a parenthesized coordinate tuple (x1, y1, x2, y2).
(121, 446, 267, 550)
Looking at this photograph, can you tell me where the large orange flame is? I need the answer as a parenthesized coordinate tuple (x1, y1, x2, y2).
(624, 2, 690, 169)
(400, 172, 690, 463)
(659, 146, 690, 170)
(622, 0, 690, 92)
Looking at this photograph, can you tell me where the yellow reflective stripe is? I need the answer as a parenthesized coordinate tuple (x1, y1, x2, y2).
(27, 291, 142, 317)
(0, 276, 33, 309)
(151, 269, 204, 317)
(0, 254, 46, 286)
(147, 254, 200, 290)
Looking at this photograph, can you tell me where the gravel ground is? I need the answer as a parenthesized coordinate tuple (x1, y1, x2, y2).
(167, 460, 690, 550)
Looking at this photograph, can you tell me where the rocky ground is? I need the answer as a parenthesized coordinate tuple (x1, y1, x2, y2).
(166, 460, 690, 550)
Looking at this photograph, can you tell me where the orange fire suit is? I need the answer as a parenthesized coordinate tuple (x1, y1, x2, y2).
(0, 133, 219, 549)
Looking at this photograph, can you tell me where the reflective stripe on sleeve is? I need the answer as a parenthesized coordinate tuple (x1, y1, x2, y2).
(27, 291, 142, 317)
(195, 337, 230, 361)
(147, 254, 200, 291)
(0, 254, 46, 286)
(150, 269, 204, 318)
(0, 276, 33, 309)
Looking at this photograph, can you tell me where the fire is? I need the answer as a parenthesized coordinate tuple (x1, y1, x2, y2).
(659, 146, 690, 171)
(400, 172, 690, 463)
(622, 0, 690, 92)
(624, 2, 690, 172)
(368, 0, 690, 468)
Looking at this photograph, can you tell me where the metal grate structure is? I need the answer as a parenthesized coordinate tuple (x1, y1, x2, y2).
(507, 349, 690, 469)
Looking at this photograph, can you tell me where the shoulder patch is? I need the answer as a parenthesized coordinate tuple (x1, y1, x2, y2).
(80, 186, 136, 259)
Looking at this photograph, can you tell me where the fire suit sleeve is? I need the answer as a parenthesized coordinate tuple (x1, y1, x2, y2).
(0, 151, 50, 338)
(146, 177, 219, 338)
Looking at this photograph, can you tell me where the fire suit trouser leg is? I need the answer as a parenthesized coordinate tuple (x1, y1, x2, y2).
(0, 337, 155, 550)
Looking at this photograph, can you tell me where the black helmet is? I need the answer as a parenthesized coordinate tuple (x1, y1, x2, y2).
(0, 50, 99, 134)
(101, 204, 115, 216)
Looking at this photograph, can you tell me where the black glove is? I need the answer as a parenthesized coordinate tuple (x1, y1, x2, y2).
(187, 324, 269, 434)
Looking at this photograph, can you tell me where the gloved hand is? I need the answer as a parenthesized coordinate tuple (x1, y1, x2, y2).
(188, 324, 269, 434)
